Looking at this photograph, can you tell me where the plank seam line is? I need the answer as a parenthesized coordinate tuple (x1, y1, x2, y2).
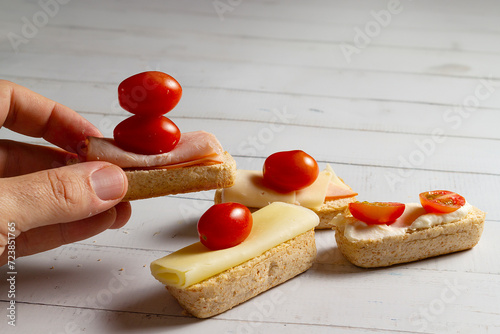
(0, 300, 424, 332)
(2, 74, 500, 111)
(9, 17, 500, 56)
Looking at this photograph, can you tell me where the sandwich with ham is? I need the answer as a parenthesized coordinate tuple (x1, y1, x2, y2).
(214, 150, 357, 229)
(80, 71, 236, 201)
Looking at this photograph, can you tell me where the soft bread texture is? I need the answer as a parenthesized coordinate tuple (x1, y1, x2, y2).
(166, 229, 317, 318)
(214, 189, 356, 229)
(124, 152, 236, 201)
(333, 206, 486, 268)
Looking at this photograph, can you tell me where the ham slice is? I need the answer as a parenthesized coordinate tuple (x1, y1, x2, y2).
(83, 131, 224, 168)
(123, 154, 224, 171)
(324, 181, 357, 201)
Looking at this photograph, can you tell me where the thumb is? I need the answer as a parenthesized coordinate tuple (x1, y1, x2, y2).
(0, 161, 128, 235)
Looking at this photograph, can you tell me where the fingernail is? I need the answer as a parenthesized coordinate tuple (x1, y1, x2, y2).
(90, 166, 126, 201)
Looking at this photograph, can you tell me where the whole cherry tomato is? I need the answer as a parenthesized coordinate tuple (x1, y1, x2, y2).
(349, 202, 405, 225)
(262, 150, 319, 193)
(113, 115, 180, 155)
(419, 190, 465, 214)
(197, 203, 253, 250)
(118, 71, 182, 116)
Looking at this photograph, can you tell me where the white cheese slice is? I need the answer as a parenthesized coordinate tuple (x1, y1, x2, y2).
(150, 202, 319, 288)
(221, 170, 296, 208)
(221, 167, 333, 209)
(295, 167, 332, 209)
(326, 164, 351, 190)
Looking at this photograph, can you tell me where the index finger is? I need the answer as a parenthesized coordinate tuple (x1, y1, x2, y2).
(0, 80, 102, 153)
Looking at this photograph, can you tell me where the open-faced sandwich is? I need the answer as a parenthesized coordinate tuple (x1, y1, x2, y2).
(214, 150, 357, 229)
(332, 190, 486, 268)
(80, 71, 236, 201)
(151, 201, 319, 318)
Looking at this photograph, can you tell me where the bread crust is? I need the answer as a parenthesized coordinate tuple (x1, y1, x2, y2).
(333, 206, 486, 268)
(123, 152, 236, 201)
(166, 229, 317, 318)
(214, 189, 355, 229)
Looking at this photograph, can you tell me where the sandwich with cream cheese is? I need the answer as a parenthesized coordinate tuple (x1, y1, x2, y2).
(332, 190, 486, 268)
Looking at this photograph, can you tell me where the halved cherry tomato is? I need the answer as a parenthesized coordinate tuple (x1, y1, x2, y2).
(118, 71, 182, 116)
(197, 203, 253, 250)
(262, 150, 319, 193)
(113, 115, 180, 155)
(419, 190, 465, 214)
(349, 202, 405, 225)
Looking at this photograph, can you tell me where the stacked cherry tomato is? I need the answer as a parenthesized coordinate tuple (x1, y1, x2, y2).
(114, 71, 183, 155)
(348, 190, 466, 225)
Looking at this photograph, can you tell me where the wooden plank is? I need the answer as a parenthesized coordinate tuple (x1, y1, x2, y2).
(1, 75, 499, 143)
(1, 51, 499, 110)
(2, 0, 500, 39)
(80, 115, 500, 176)
(0, 302, 385, 334)
(3, 111, 500, 177)
(2, 22, 500, 78)
(10, 117, 500, 179)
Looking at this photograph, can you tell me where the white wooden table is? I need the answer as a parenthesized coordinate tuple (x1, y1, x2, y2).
(1, 1, 499, 333)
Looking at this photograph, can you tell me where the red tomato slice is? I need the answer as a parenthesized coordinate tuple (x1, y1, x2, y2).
(262, 150, 319, 193)
(113, 115, 180, 155)
(197, 203, 253, 250)
(419, 190, 465, 214)
(118, 71, 182, 116)
(349, 202, 405, 225)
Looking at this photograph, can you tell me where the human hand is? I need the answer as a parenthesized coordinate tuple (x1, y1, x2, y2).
(0, 80, 131, 266)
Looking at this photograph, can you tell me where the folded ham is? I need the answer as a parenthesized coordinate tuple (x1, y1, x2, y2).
(83, 131, 225, 169)
(325, 182, 357, 201)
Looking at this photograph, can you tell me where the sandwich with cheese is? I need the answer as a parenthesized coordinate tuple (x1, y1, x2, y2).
(215, 150, 357, 229)
(150, 202, 319, 318)
(332, 190, 486, 268)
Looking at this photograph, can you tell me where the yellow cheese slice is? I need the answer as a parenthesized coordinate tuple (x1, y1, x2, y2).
(221, 170, 296, 208)
(150, 202, 319, 289)
(221, 167, 333, 209)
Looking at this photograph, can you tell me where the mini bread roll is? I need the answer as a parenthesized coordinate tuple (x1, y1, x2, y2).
(81, 131, 237, 201)
(167, 229, 316, 318)
(333, 205, 486, 268)
(124, 151, 236, 201)
(151, 202, 319, 318)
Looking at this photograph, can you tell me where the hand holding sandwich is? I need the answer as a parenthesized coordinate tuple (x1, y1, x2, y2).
(0, 80, 131, 266)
